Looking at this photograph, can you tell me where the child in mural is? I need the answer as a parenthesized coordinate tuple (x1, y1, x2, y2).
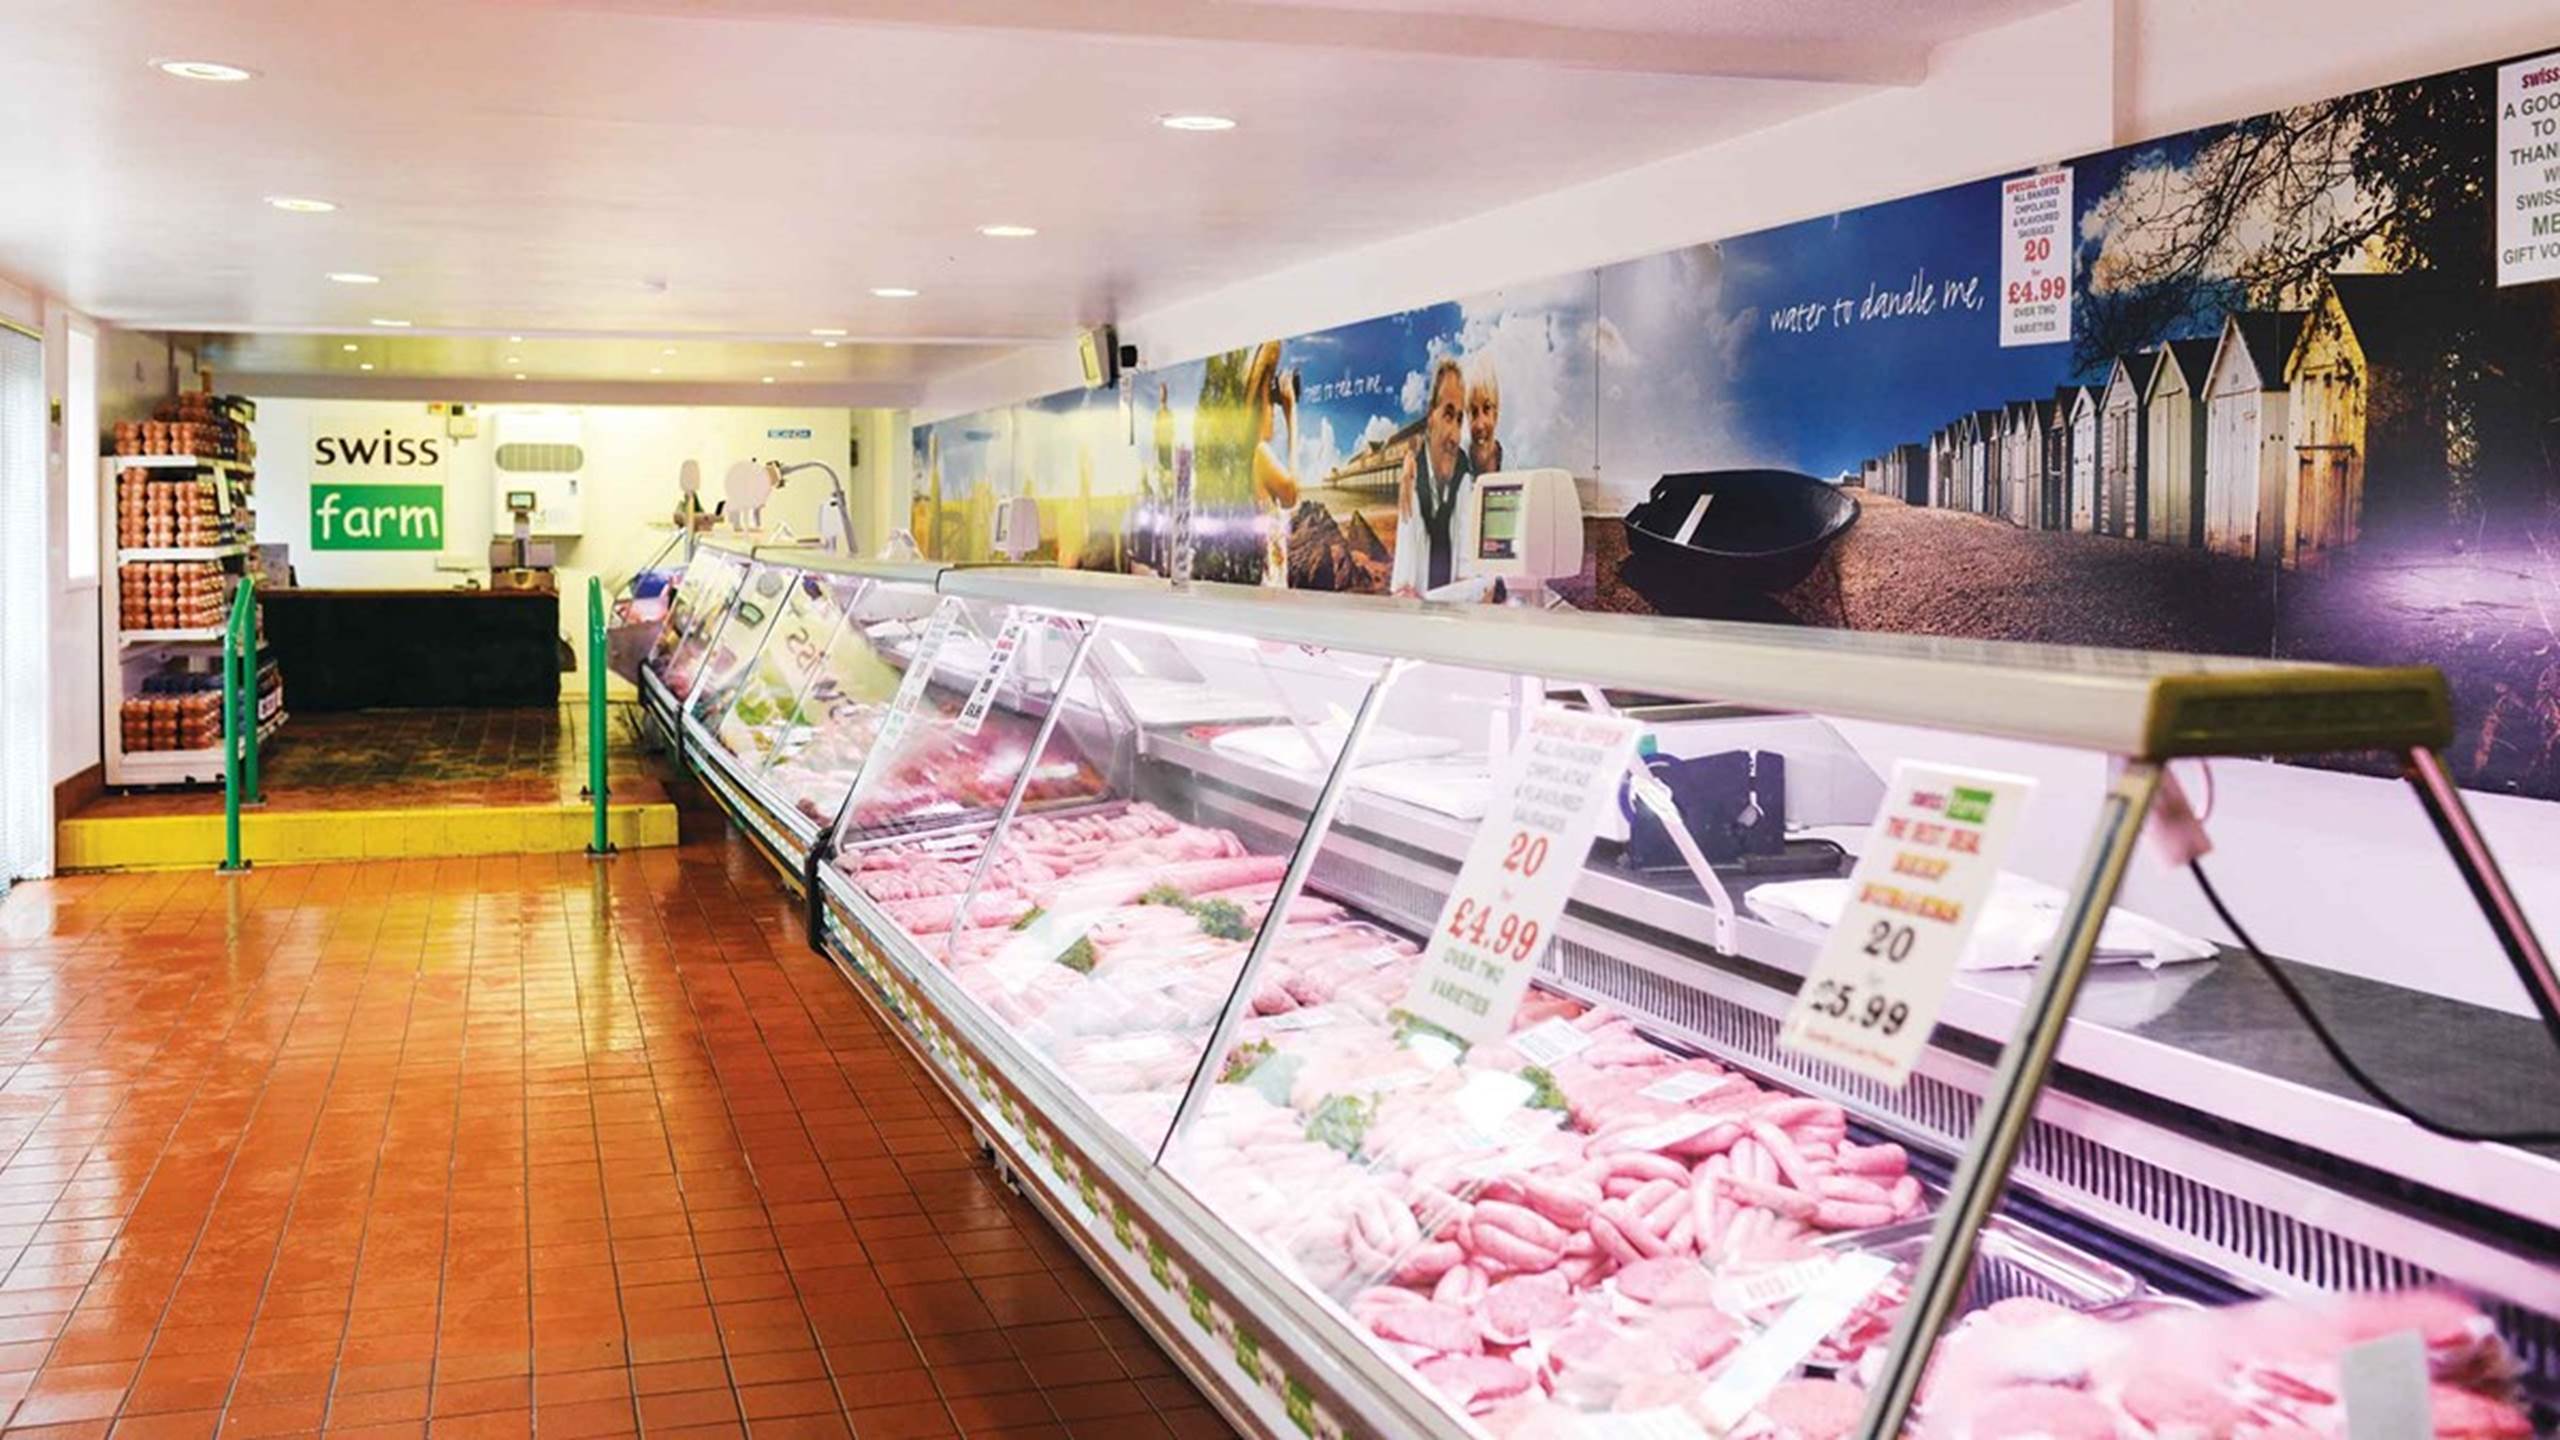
(1390, 356, 1477, 595)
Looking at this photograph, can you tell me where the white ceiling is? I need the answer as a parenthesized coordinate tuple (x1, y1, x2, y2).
(2, 0, 2067, 394)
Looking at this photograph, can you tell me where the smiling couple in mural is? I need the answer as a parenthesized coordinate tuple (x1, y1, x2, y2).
(915, 46, 2560, 803)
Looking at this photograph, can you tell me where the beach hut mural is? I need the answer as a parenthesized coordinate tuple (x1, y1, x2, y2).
(2001, 400, 2043, 527)
(1972, 408, 2004, 516)
(1928, 425, 1956, 508)
(1892, 441, 1928, 506)
(2068, 383, 2101, 532)
(2141, 338, 2217, 547)
(1857, 456, 1879, 490)
(2282, 274, 2474, 570)
(2202, 310, 2307, 564)
(2041, 389, 2075, 531)
(2099, 351, 2159, 538)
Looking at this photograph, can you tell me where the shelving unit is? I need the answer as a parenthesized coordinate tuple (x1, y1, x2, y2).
(99, 396, 287, 788)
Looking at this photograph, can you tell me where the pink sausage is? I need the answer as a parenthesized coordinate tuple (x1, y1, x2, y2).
(1519, 1175, 1600, 1230)
(1728, 1138, 1769, 1187)
(1599, 1202, 1668, 1259)
(1753, 1097, 1834, 1127)
(1838, 1142, 1909, 1177)
(1818, 1175, 1893, 1206)
(1751, 1122, 1822, 1195)
(1473, 1200, 1568, 1253)
(1664, 1213, 1694, 1255)
(1466, 1221, 1562, 1274)
(1889, 1175, 1924, 1217)
(1637, 1182, 1687, 1236)
(1628, 1178, 1681, 1215)
(1603, 1175, 1642, 1201)
(1813, 1200, 1896, 1231)
(1587, 1210, 1645, 1268)
(1664, 1122, 1747, 1161)
(1720, 1176, 1819, 1221)
(1434, 1264, 1489, 1308)
(1605, 1152, 1692, 1186)
(1719, 1208, 1765, 1262)
(1395, 1240, 1466, 1284)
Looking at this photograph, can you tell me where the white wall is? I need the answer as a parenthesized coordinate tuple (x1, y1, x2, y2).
(246, 398, 889, 685)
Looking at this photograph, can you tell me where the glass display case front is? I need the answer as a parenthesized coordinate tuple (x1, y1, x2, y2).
(688, 568, 2555, 1440)
(643, 546, 752, 702)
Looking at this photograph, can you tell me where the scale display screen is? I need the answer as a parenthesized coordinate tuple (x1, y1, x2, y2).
(1477, 482, 1522, 560)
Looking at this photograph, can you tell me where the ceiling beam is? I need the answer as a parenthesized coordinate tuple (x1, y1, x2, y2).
(533, 0, 1928, 86)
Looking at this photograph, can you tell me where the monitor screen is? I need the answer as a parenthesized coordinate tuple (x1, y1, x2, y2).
(506, 489, 537, 511)
(1477, 482, 1522, 560)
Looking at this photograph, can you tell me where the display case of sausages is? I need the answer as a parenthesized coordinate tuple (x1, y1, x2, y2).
(640, 543, 2559, 1440)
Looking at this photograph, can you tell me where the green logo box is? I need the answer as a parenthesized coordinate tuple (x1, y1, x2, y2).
(1947, 786, 1995, 824)
(312, 483, 446, 551)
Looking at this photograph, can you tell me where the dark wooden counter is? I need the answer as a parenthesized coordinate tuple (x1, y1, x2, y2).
(261, 587, 563, 710)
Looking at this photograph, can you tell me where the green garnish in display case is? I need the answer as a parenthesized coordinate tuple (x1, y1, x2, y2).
(1189, 898, 1251, 941)
(1138, 884, 1189, 907)
(1303, 1093, 1376, 1157)
(1219, 1039, 1275, 1085)
(1011, 906, 1047, 931)
(1519, 1065, 1569, 1112)
(1055, 936, 1097, 974)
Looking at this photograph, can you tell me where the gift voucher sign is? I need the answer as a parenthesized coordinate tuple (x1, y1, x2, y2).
(1399, 707, 1644, 1046)
(955, 611, 1031, 736)
(2000, 168, 2072, 347)
(1779, 762, 2035, 1085)
(2498, 50, 2560, 286)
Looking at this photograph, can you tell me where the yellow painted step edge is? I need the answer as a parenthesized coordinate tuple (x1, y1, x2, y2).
(56, 802, 680, 871)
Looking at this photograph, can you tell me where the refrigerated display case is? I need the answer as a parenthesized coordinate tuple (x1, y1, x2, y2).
(664, 555, 2559, 1440)
(603, 525, 689, 685)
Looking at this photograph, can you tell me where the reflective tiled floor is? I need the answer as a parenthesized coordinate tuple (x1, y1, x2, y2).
(0, 816, 1231, 1440)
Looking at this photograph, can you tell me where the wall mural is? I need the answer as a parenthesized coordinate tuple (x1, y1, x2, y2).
(911, 46, 2560, 801)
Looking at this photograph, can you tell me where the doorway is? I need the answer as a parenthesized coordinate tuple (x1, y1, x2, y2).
(0, 323, 48, 884)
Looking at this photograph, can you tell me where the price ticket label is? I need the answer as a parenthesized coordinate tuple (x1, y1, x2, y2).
(1779, 761, 2035, 1086)
(2000, 168, 2072, 347)
(1398, 707, 1644, 1046)
(1698, 1253, 1893, 1432)
(2342, 1330, 2430, 1440)
(955, 610, 1032, 736)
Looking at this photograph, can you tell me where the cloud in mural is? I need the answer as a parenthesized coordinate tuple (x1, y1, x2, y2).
(2079, 122, 2388, 305)
(1297, 416, 1345, 491)
(1358, 414, 1397, 449)
(1399, 368, 1430, 416)
(1592, 242, 1759, 504)
(1450, 271, 1597, 478)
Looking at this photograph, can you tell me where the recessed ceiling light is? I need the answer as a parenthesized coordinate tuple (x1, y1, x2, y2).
(508, 335, 523, 343)
(790, 359, 805, 368)
(266, 195, 336, 213)
(870, 287, 919, 299)
(504, 356, 521, 365)
(368, 317, 409, 328)
(761, 376, 775, 384)
(340, 342, 359, 353)
(1158, 114, 1236, 132)
(358, 362, 374, 371)
(977, 224, 1037, 239)
(648, 367, 663, 376)
(810, 327, 849, 337)
(661, 347, 677, 356)
(155, 59, 255, 83)
(822, 341, 840, 349)
(326, 271, 379, 285)
(513, 373, 527, 381)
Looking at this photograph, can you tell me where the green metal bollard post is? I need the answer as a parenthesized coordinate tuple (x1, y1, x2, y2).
(238, 575, 261, 807)
(587, 576, 615, 857)
(219, 582, 250, 872)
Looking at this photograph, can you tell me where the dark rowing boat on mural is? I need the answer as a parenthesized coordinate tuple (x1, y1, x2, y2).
(1621, 469, 1859, 614)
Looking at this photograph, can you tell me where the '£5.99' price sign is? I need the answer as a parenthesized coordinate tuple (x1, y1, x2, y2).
(1398, 707, 1644, 1046)
(1779, 761, 2035, 1086)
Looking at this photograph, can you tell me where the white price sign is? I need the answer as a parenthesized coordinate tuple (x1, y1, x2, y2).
(1999, 168, 2072, 347)
(2498, 51, 2560, 286)
(955, 611, 1032, 736)
(1778, 761, 2036, 1086)
(1398, 707, 1644, 1046)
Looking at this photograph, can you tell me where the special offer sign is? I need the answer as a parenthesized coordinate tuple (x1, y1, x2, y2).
(1399, 707, 1643, 1046)
(2000, 168, 2072, 347)
(1779, 761, 2035, 1086)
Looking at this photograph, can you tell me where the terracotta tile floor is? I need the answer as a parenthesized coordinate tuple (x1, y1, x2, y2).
(0, 813, 1232, 1440)
(81, 707, 668, 818)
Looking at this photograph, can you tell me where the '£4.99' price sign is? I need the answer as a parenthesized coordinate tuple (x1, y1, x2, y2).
(1779, 761, 2035, 1086)
(1398, 707, 1644, 1046)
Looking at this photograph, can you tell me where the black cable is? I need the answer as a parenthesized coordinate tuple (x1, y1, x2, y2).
(2189, 858, 2560, 1146)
